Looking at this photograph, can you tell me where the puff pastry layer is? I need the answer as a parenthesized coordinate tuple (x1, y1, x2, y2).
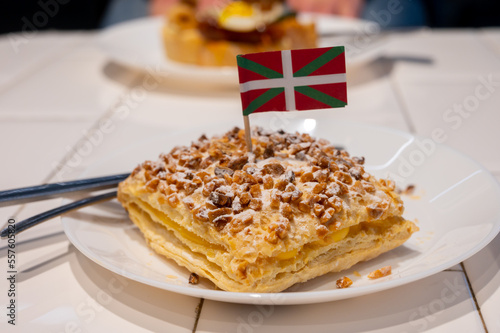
(118, 127, 418, 292)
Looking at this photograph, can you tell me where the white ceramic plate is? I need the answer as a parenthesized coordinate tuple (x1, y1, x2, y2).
(62, 120, 500, 305)
(98, 15, 382, 85)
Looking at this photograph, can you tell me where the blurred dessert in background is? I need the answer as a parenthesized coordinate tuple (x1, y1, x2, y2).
(162, 0, 317, 66)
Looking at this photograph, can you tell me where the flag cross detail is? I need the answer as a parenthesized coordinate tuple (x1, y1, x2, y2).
(237, 46, 347, 116)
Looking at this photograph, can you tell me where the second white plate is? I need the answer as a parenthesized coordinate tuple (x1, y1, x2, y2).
(98, 15, 383, 85)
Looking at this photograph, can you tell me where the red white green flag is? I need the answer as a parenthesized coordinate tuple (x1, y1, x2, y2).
(237, 46, 347, 116)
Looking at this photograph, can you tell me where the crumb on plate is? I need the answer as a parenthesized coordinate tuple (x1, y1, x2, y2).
(368, 266, 392, 279)
(336, 276, 353, 289)
(189, 273, 199, 284)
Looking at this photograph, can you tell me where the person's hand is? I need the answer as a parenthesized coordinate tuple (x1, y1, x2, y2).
(287, 0, 364, 17)
(150, 0, 179, 16)
(150, 0, 229, 15)
(150, 0, 365, 18)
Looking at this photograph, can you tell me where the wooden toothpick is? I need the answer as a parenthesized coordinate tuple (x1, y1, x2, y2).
(243, 115, 253, 153)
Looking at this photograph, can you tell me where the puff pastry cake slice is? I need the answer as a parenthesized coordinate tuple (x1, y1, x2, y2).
(118, 128, 418, 292)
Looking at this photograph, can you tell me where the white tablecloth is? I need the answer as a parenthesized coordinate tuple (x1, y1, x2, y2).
(0, 26, 499, 332)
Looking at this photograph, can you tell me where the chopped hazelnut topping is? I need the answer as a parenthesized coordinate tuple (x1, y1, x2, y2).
(196, 171, 210, 183)
(274, 178, 288, 191)
(232, 170, 257, 185)
(184, 181, 199, 195)
(249, 184, 262, 198)
(183, 198, 195, 210)
(312, 183, 327, 194)
(128, 127, 401, 236)
(285, 185, 296, 196)
(281, 192, 292, 203)
(227, 156, 248, 170)
(320, 210, 332, 224)
(144, 170, 153, 182)
(338, 164, 349, 172)
(228, 214, 253, 234)
(142, 160, 154, 171)
(231, 170, 244, 184)
(325, 206, 336, 216)
(318, 138, 329, 145)
(193, 207, 209, 222)
(294, 169, 304, 177)
(263, 146, 275, 158)
(316, 224, 329, 238)
(243, 164, 256, 174)
(326, 196, 343, 212)
(300, 172, 314, 182)
(202, 181, 216, 196)
(380, 179, 396, 191)
(314, 170, 329, 183)
(223, 173, 233, 184)
(280, 203, 293, 219)
(232, 197, 243, 214)
(309, 194, 322, 205)
(254, 174, 263, 184)
(331, 221, 342, 231)
(214, 166, 234, 178)
(290, 189, 303, 202)
(298, 200, 311, 213)
(295, 151, 306, 161)
(262, 175, 274, 189)
(265, 232, 279, 244)
(290, 142, 311, 154)
(200, 157, 214, 169)
(145, 178, 160, 191)
(349, 166, 363, 180)
(208, 208, 232, 222)
(205, 200, 218, 210)
(284, 170, 295, 183)
(317, 155, 330, 169)
(352, 156, 365, 165)
(368, 266, 392, 279)
(263, 162, 285, 176)
(192, 175, 203, 185)
(131, 164, 142, 176)
(324, 183, 340, 197)
(361, 181, 376, 193)
(335, 181, 349, 195)
(367, 204, 384, 219)
(239, 192, 252, 205)
(165, 173, 176, 185)
(351, 180, 365, 195)
(186, 156, 202, 169)
(328, 161, 339, 172)
(208, 191, 232, 207)
(249, 198, 263, 211)
(157, 181, 170, 195)
(334, 171, 353, 185)
(213, 215, 232, 230)
(313, 204, 325, 218)
(270, 190, 281, 209)
(167, 194, 180, 207)
(269, 218, 289, 240)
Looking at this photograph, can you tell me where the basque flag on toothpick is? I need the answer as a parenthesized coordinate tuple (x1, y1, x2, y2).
(237, 46, 347, 115)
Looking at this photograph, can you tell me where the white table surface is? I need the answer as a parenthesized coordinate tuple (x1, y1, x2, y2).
(0, 26, 499, 333)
